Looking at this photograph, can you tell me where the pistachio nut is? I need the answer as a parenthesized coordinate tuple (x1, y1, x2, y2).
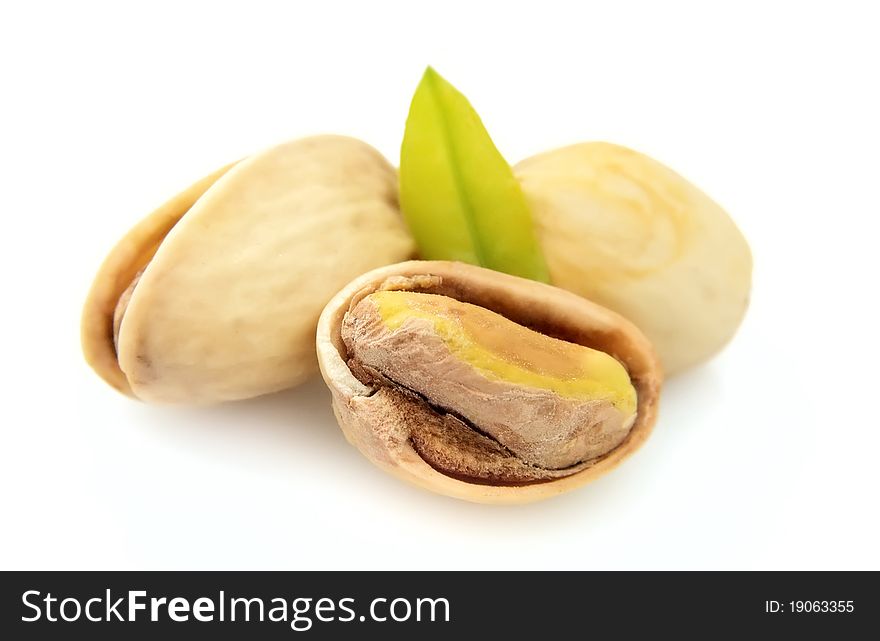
(515, 142, 752, 375)
(82, 135, 415, 403)
(316, 260, 661, 504)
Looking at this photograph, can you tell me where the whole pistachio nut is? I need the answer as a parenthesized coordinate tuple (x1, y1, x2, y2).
(515, 143, 753, 375)
(316, 260, 661, 504)
(82, 135, 415, 403)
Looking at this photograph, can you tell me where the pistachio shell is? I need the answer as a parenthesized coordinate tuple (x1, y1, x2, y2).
(82, 136, 415, 403)
(316, 260, 662, 504)
(515, 143, 752, 375)
(81, 163, 236, 397)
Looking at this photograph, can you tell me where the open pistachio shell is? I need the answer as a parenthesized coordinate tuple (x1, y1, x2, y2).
(515, 142, 752, 375)
(82, 135, 415, 403)
(316, 260, 662, 504)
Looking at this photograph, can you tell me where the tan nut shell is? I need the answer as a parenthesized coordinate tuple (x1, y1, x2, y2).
(515, 143, 752, 375)
(316, 260, 662, 504)
(82, 135, 415, 403)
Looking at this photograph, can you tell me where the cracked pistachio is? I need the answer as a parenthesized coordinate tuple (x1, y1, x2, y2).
(82, 136, 414, 403)
(516, 143, 752, 375)
(317, 261, 661, 504)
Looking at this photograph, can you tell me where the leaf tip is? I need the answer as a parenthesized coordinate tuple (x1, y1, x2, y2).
(421, 66, 453, 93)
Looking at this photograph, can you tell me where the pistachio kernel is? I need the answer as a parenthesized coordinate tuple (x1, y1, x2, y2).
(341, 290, 638, 485)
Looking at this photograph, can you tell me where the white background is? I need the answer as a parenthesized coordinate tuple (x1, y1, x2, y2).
(2, 0, 878, 570)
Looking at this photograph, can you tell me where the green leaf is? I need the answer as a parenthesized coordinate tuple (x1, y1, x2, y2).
(399, 67, 550, 283)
